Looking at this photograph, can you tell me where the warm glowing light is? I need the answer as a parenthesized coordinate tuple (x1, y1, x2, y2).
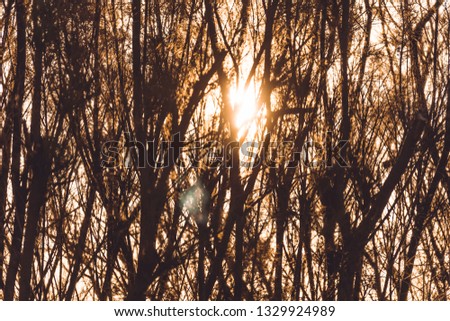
(203, 81, 262, 140)
(229, 85, 258, 129)
(230, 88, 257, 128)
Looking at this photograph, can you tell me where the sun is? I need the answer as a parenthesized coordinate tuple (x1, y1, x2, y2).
(203, 82, 262, 140)
(229, 84, 259, 136)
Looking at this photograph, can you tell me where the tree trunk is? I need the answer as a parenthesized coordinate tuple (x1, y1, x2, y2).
(4, 0, 27, 300)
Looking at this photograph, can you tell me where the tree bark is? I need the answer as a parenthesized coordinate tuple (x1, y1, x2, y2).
(4, 0, 27, 300)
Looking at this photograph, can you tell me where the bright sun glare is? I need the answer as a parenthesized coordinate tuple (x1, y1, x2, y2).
(229, 85, 259, 138)
(203, 80, 262, 140)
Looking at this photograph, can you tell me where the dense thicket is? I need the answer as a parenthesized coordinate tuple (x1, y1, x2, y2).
(1, 0, 450, 300)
